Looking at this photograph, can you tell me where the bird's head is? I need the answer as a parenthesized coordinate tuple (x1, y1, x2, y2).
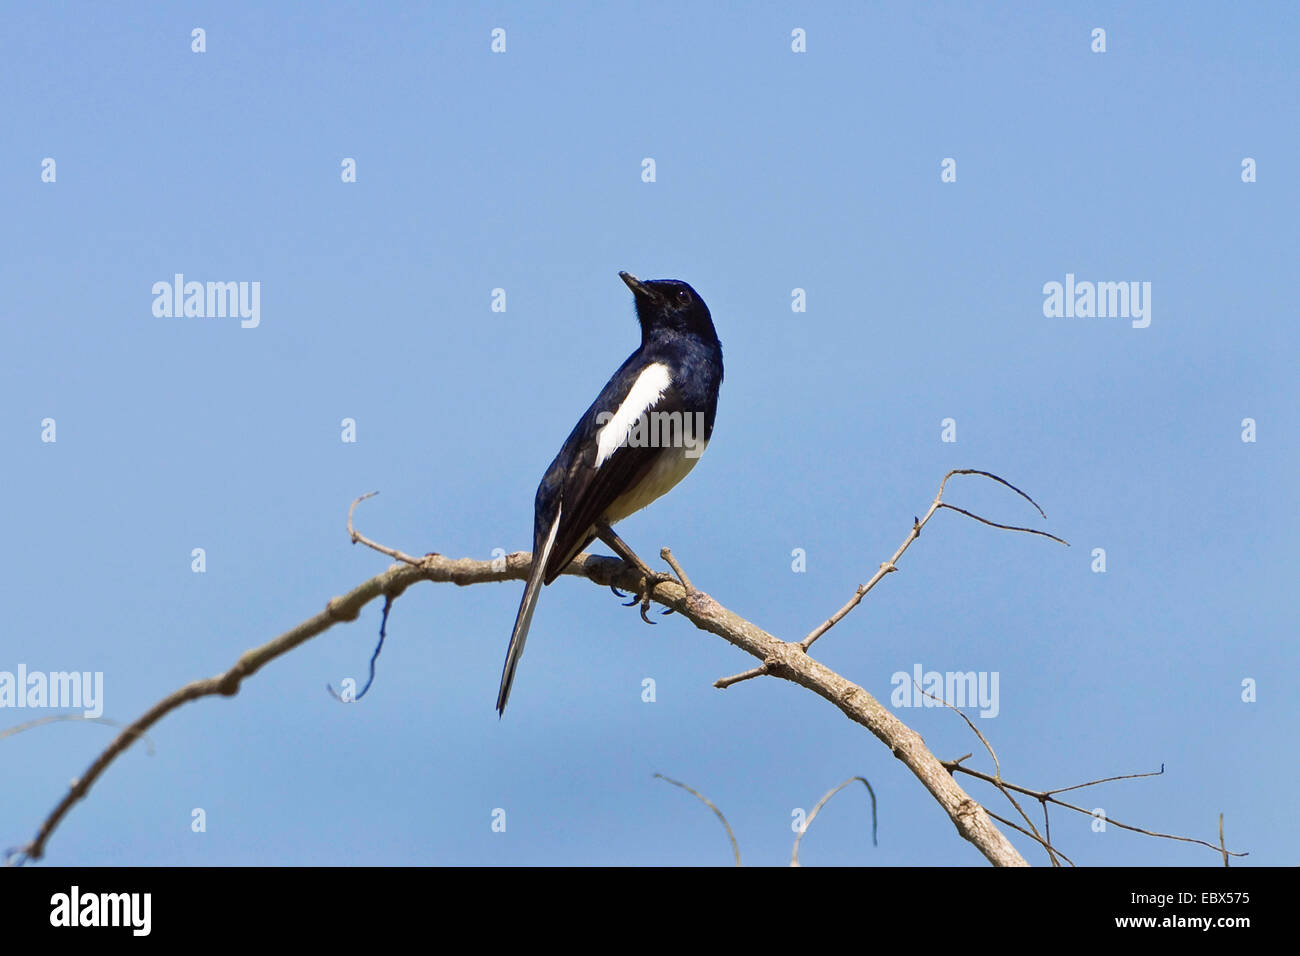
(619, 272, 717, 345)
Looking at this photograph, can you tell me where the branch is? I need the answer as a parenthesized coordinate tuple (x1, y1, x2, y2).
(16, 482, 1049, 867)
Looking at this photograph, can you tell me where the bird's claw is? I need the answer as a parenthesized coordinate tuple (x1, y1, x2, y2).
(617, 569, 676, 625)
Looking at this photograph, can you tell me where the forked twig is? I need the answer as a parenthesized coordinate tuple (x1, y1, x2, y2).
(717, 469, 1067, 690)
(916, 680, 1060, 866)
(802, 469, 1067, 652)
(348, 492, 426, 567)
(942, 759, 1247, 860)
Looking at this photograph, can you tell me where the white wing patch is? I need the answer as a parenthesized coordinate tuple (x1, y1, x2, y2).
(595, 362, 672, 467)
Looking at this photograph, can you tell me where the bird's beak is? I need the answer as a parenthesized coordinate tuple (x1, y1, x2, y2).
(619, 271, 657, 301)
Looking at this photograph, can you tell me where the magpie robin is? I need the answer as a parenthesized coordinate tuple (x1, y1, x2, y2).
(495, 272, 723, 715)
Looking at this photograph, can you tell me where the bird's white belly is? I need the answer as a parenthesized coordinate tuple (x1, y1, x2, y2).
(602, 443, 706, 524)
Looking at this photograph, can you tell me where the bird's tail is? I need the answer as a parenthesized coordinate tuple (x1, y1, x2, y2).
(496, 505, 562, 716)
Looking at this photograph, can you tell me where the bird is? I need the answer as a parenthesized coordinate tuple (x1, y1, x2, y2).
(495, 271, 724, 716)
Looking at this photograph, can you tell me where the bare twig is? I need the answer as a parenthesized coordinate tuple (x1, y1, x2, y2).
(659, 547, 693, 592)
(347, 492, 425, 566)
(925, 679, 1246, 864)
(943, 761, 1247, 859)
(1046, 765, 1167, 797)
(983, 810, 1077, 866)
(916, 680, 1060, 866)
(798, 469, 1065, 656)
(326, 595, 393, 702)
(936, 503, 1069, 546)
(720, 470, 1066, 694)
(715, 664, 768, 689)
(791, 776, 877, 866)
(654, 774, 740, 866)
(1, 716, 155, 754)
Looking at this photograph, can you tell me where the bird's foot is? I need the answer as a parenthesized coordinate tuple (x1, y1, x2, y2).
(618, 568, 676, 624)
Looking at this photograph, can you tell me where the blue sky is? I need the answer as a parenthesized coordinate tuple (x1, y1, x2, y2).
(2, 1, 1295, 866)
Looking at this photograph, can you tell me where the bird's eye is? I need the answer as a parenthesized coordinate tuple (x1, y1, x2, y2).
(676, 289, 690, 304)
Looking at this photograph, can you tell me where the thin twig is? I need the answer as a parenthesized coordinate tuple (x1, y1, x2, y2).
(917, 680, 1060, 866)
(937, 503, 1069, 546)
(326, 595, 393, 702)
(660, 547, 693, 592)
(348, 492, 426, 567)
(791, 776, 877, 866)
(1045, 765, 1166, 797)
(944, 762, 1247, 859)
(1, 715, 155, 754)
(654, 774, 741, 866)
(715, 664, 769, 689)
(941, 469, 1049, 519)
(799, 469, 1065, 656)
(983, 810, 1077, 866)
